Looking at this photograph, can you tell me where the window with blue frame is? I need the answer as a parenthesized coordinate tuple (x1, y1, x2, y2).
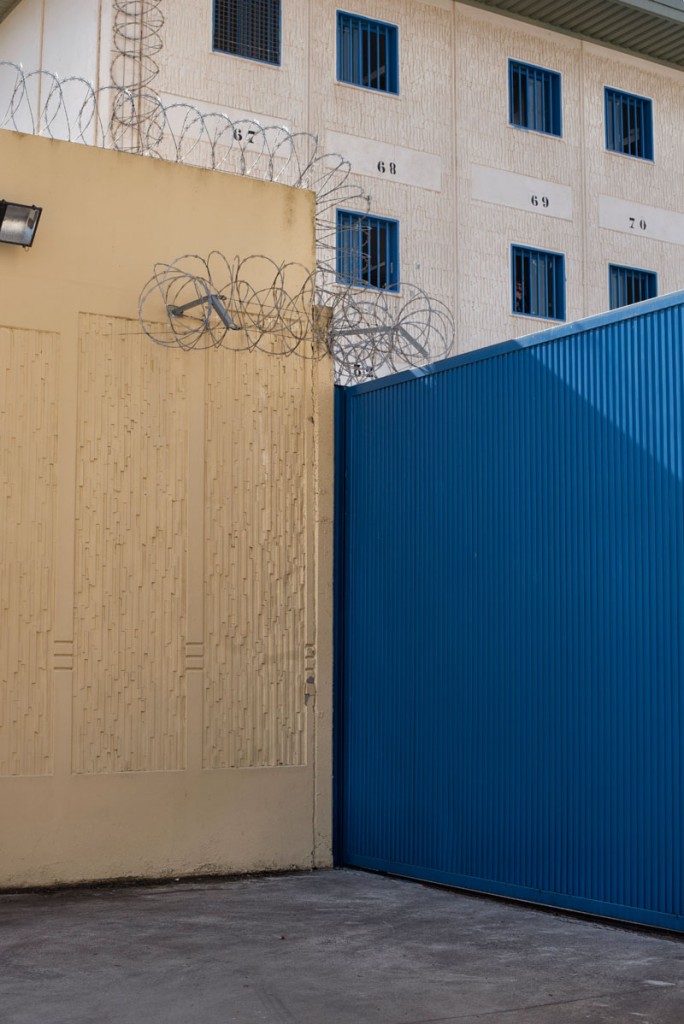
(509, 60, 562, 137)
(337, 11, 398, 94)
(337, 210, 399, 291)
(512, 245, 565, 321)
(605, 88, 653, 160)
(213, 0, 280, 65)
(609, 264, 657, 309)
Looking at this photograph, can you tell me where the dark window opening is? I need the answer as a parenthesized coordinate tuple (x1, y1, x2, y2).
(509, 60, 562, 137)
(337, 12, 398, 94)
(605, 88, 653, 160)
(337, 210, 399, 292)
(213, 0, 281, 65)
(609, 265, 657, 310)
(512, 245, 565, 321)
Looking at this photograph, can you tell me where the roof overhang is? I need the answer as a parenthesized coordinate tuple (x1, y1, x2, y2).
(0, 0, 23, 24)
(458, 0, 684, 70)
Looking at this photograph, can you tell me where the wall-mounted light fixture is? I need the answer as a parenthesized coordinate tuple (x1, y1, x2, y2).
(0, 201, 42, 247)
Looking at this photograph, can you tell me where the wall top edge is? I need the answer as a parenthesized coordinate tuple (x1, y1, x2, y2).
(345, 290, 684, 396)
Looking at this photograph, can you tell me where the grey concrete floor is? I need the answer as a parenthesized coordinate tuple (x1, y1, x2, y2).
(1, 869, 683, 1024)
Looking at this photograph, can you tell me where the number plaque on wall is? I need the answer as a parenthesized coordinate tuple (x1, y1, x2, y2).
(599, 196, 684, 247)
(471, 165, 573, 221)
(325, 130, 442, 192)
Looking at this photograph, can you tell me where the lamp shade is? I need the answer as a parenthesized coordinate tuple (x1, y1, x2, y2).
(0, 201, 42, 247)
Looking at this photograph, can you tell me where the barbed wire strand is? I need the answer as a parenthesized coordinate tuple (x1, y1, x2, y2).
(0, 62, 369, 248)
(110, 0, 166, 150)
(138, 252, 456, 384)
(0, 62, 455, 381)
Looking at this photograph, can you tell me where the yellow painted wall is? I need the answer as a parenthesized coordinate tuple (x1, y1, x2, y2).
(0, 129, 333, 887)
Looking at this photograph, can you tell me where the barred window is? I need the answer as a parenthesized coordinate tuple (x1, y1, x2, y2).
(337, 11, 399, 94)
(509, 60, 562, 137)
(605, 88, 653, 160)
(337, 210, 399, 292)
(609, 265, 657, 310)
(213, 0, 281, 65)
(512, 245, 565, 321)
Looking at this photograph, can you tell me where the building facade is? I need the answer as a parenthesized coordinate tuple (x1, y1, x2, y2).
(2, 0, 683, 359)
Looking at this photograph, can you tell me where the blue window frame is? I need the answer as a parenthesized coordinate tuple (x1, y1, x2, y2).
(337, 11, 398, 94)
(509, 60, 562, 137)
(337, 210, 399, 291)
(213, 0, 281, 65)
(609, 264, 657, 310)
(605, 87, 653, 160)
(512, 245, 565, 321)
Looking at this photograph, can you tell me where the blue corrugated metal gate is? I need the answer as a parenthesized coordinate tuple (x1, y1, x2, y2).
(335, 293, 684, 931)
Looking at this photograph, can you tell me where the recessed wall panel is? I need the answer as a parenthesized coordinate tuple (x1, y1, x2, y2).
(203, 350, 308, 769)
(72, 315, 188, 775)
(0, 326, 58, 777)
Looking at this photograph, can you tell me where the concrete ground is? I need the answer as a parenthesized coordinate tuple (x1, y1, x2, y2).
(1, 869, 683, 1024)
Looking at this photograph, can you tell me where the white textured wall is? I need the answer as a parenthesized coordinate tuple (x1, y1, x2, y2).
(150, 0, 684, 355)
(0, 0, 43, 131)
(41, 0, 102, 82)
(157, 0, 307, 125)
(455, 5, 684, 350)
(0, 0, 108, 139)
(153, 0, 458, 323)
(314, 0, 456, 320)
(2, 0, 684, 354)
(0, 0, 103, 80)
(581, 43, 684, 318)
(0, 0, 41, 67)
(454, 9, 585, 347)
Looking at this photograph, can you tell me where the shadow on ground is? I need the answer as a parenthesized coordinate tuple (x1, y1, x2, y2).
(1, 868, 683, 1023)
